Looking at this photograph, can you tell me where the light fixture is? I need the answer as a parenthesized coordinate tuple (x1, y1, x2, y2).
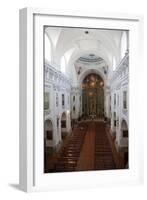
(100, 81, 104, 86)
(91, 82, 95, 87)
(89, 92, 93, 96)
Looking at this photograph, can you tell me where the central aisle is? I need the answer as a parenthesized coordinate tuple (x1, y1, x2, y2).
(76, 121, 95, 171)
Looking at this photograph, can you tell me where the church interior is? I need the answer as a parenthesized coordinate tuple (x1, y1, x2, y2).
(44, 26, 129, 173)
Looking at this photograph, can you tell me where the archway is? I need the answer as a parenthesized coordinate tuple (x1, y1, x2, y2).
(44, 119, 54, 171)
(121, 120, 128, 138)
(61, 112, 67, 140)
(44, 119, 53, 141)
(121, 119, 128, 168)
(113, 112, 116, 137)
(82, 73, 104, 120)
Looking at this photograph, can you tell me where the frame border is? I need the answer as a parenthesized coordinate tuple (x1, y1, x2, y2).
(19, 7, 144, 192)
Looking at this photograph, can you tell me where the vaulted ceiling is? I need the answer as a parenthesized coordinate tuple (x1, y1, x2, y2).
(45, 27, 128, 86)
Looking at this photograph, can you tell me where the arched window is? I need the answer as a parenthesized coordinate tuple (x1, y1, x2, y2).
(114, 93, 116, 106)
(61, 56, 66, 74)
(44, 92, 49, 110)
(121, 120, 128, 137)
(62, 94, 65, 106)
(123, 91, 127, 109)
(61, 112, 66, 128)
(44, 119, 53, 140)
(45, 34, 52, 62)
(113, 112, 116, 127)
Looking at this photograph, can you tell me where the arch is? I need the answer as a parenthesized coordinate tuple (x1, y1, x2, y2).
(79, 68, 106, 87)
(121, 119, 128, 137)
(113, 112, 117, 130)
(80, 69, 106, 120)
(44, 119, 53, 140)
(61, 112, 67, 140)
(81, 73, 105, 119)
(44, 118, 54, 171)
(120, 119, 129, 168)
(61, 112, 66, 121)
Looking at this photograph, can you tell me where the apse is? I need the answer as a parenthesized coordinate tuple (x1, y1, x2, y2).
(82, 73, 104, 119)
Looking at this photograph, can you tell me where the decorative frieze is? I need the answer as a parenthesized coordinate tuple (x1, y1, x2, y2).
(44, 63, 72, 91)
(110, 53, 129, 85)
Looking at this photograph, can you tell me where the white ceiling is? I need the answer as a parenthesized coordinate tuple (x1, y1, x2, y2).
(45, 27, 128, 85)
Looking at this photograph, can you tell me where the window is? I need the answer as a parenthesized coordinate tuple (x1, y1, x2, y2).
(114, 120, 117, 127)
(73, 106, 75, 112)
(73, 96, 75, 102)
(114, 112, 116, 127)
(46, 131, 53, 140)
(123, 130, 128, 137)
(44, 92, 49, 110)
(114, 94, 116, 106)
(121, 120, 128, 137)
(62, 94, 65, 106)
(123, 91, 127, 109)
(61, 120, 66, 128)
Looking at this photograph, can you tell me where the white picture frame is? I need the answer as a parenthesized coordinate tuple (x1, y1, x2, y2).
(19, 7, 144, 192)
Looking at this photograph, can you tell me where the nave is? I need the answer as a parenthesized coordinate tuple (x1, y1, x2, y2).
(45, 121, 123, 173)
(44, 27, 129, 172)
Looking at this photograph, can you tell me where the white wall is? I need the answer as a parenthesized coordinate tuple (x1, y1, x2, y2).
(110, 54, 129, 148)
(44, 63, 71, 146)
(0, 0, 146, 199)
